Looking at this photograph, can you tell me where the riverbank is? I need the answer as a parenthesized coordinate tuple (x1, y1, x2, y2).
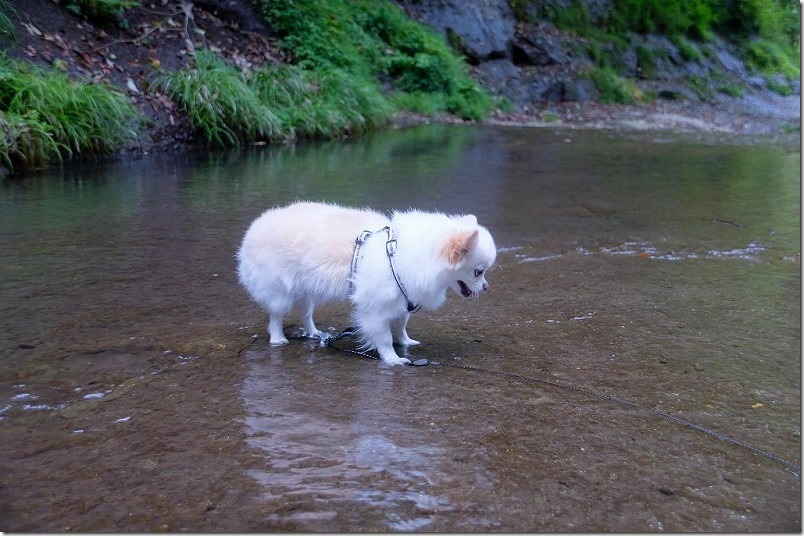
(4, 0, 801, 166)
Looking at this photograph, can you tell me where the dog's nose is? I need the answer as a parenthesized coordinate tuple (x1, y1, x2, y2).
(482, 281, 489, 292)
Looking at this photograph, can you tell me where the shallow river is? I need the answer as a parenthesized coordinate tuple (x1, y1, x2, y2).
(0, 126, 800, 531)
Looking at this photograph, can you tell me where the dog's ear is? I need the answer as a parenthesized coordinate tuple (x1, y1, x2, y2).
(444, 230, 479, 265)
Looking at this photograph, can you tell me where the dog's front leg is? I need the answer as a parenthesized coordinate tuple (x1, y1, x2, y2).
(391, 313, 421, 347)
(357, 312, 411, 365)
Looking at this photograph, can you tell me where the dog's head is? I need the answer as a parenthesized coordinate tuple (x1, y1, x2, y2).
(443, 215, 496, 298)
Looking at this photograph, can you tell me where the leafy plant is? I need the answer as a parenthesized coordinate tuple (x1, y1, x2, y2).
(156, 50, 395, 145)
(670, 35, 703, 62)
(0, 0, 17, 43)
(765, 77, 794, 96)
(608, 0, 717, 40)
(250, 65, 393, 140)
(0, 54, 142, 171)
(636, 45, 657, 78)
(585, 67, 645, 104)
(0, 110, 62, 170)
(154, 50, 281, 146)
(256, 0, 493, 121)
(745, 39, 799, 79)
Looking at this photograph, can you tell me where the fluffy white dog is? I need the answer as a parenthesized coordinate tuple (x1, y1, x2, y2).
(237, 201, 496, 365)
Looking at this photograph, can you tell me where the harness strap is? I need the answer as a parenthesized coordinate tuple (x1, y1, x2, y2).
(349, 226, 420, 313)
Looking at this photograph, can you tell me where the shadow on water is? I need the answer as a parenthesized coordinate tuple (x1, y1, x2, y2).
(0, 125, 800, 531)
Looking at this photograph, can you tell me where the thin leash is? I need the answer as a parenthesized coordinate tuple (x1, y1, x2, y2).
(324, 328, 801, 476)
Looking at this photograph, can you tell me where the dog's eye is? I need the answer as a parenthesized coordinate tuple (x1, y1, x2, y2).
(474, 268, 484, 278)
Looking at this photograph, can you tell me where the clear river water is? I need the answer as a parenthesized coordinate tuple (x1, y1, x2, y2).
(0, 125, 800, 531)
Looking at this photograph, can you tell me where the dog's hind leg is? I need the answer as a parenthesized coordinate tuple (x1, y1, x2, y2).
(298, 296, 325, 339)
(265, 295, 292, 346)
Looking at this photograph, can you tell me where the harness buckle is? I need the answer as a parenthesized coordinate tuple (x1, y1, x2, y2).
(386, 238, 397, 256)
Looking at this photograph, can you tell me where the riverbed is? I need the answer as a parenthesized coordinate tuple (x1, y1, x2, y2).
(0, 125, 800, 531)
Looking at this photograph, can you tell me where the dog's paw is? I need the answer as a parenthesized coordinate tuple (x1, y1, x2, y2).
(381, 355, 411, 366)
(269, 337, 290, 346)
(301, 329, 326, 340)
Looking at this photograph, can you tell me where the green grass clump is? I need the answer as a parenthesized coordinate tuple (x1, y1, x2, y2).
(0, 110, 61, 170)
(0, 55, 142, 171)
(585, 67, 646, 104)
(257, 0, 493, 121)
(765, 76, 794, 96)
(155, 51, 395, 145)
(608, 0, 718, 40)
(249, 65, 393, 139)
(636, 45, 657, 78)
(745, 39, 799, 79)
(670, 35, 704, 62)
(154, 50, 282, 146)
(0, 0, 17, 43)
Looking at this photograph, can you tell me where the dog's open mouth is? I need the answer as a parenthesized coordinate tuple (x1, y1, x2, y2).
(457, 280, 472, 297)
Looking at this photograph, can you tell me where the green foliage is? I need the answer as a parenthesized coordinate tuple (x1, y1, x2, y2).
(716, 82, 743, 98)
(0, 0, 17, 43)
(0, 110, 62, 170)
(549, 0, 593, 36)
(154, 50, 281, 146)
(585, 67, 645, 104)
(155, 50, 394, 145)
(532, 0, 799, 93)
(0, 55, 142, 171)
(250, 65, 393, 139)
(608, 0, 717, 40)
(716, 0, 800, 44)
(765, 76, 794, 96)
(686, 75, 713, 100)
(256, 0, 493, 121)
(714, 0, 800, 78)
(670, 35, 704, 62)
(636, 45, 657, 78)
(745, 39, 799, 79)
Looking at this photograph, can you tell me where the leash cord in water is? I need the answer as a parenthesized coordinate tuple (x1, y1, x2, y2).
(325, 330, 801, 476)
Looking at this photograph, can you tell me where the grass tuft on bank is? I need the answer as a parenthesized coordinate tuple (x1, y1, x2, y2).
(0, 55, 143, 172)
(154, 50, 394, 146)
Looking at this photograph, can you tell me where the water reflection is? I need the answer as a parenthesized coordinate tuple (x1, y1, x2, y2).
(240, 347, 452, 531)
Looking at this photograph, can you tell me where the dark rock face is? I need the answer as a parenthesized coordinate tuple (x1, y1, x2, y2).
(396, 0, 799, 115)
(397, 0, 515, 63)
(527, 0, 613, 24)
(512, 30, 570, 66)
(473, 59, 527, 103)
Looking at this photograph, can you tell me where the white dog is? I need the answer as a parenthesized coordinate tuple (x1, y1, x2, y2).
(237, 201, 496, 365)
